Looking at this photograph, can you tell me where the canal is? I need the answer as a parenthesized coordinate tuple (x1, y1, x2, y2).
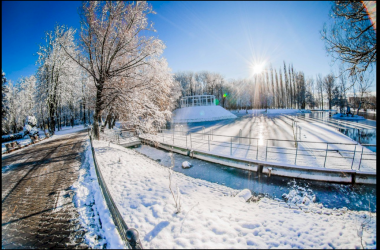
(134, 144, 376, 212)
(134, 110, 376, 212)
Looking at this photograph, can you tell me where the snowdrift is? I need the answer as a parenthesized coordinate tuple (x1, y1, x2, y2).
(172, 106, 237, 123)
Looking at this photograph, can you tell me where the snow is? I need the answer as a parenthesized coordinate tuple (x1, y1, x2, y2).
(235, 189, 252, 202)
(231, 109, 311, 115)
(72, 139, 124, 249)
(333, 113, 365, 120)
(140, 113, 376, 172)
(172, 106, 237, 123)
(92, 140, 377, 249)
(2, 125, 87, 157)
(181, 161, 192, 169)
(267, 109, 303, 115)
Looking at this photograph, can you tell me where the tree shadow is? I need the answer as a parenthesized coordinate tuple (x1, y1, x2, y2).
(143, 221, 170, 242)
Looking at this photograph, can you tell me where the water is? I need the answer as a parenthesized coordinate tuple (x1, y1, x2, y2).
(304, 111, 376, 152)
(134, 144, 376, 212)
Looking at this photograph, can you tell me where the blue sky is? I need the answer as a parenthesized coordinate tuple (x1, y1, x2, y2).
(1, 1, 375, 89)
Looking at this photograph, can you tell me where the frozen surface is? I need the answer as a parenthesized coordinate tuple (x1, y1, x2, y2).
(92, 140, 376, 249)
(172, 106, 237, 123)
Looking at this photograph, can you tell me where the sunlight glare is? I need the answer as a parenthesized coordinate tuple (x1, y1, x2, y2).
(252, 62, 266, 75)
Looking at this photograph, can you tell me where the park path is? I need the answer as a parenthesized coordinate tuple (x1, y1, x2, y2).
(2, 130, 91, 249)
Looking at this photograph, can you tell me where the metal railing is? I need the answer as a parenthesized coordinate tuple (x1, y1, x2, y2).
(151, 128, 376, 171)
(88, 128, 142, 249)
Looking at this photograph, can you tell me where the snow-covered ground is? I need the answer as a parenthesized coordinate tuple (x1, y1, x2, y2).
(172, 106, 237, 123)
(100, 127, 140, 146)
(92, 140, 377, 249)
(141, 113, 376, 172)
(230, 108, 310, 115)
(72, 139, 124, 248)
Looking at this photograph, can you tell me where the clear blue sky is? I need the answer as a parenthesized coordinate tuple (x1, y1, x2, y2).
(1, 1, 375, 90)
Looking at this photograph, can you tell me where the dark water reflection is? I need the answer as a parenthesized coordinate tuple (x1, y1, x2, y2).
(135, 144, 376, 212)
(305, 111, 376, 152)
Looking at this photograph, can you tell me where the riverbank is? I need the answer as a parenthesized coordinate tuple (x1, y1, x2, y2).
(92, 140, 376, 249)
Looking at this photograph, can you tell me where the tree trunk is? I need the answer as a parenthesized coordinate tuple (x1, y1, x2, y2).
(106, 113, 112, 129)
(111, 115, 118, 129)
(93, 84, 104, 140)
(83, 100, 86, 125)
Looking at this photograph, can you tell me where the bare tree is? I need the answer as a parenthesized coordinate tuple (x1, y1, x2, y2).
(316, 74, 324, 110)
(321, 1, 376, 78)
(356, 74, 374, 114)
(323, 73, 335, 110)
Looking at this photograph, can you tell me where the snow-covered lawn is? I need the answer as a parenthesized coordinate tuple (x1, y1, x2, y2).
(230, 108, 311, 115)
(172, 106, 237, 123)
(140, 114, 376, 172)
(92, 140, 376, 249)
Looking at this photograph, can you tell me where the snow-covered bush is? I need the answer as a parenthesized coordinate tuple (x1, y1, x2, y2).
(26, 116, 37, 127)
(23, 116, 38, 137)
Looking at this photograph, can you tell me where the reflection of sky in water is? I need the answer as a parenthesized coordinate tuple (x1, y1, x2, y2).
(135, 145, 376, 212)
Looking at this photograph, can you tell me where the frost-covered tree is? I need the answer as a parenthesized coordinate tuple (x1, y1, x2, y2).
(103, 56, 178, 133)
(36, 25, 81, 134)
(61, 1, 165, 139)
(2, 71, 9, 129)
(321, 1, 376, 78)
(4, 80, 21, 133)
(18, 76, 37, 123)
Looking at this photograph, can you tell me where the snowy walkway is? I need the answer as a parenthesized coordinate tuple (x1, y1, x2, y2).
(2, 130, 91, 248)
(92, 141, 377, 249)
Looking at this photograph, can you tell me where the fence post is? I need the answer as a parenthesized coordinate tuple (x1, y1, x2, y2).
(351, 144, 357, 169)
(230, 137, 232, 156)
(186, 134, 188, 148)
(294, 140, 298, 165)
(249, 128, 251, 145)
(265, 140, 268, 161)
(173, 129, 174, 145)
(358, 146, 364, 170)
(323, 143, 329, 168)
(256, 139, 258, 160)
(208, 134, 210, 151)
(239, 129, 242, 144)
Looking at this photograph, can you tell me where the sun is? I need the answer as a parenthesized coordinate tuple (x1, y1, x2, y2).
(252, 62, 266, 75)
